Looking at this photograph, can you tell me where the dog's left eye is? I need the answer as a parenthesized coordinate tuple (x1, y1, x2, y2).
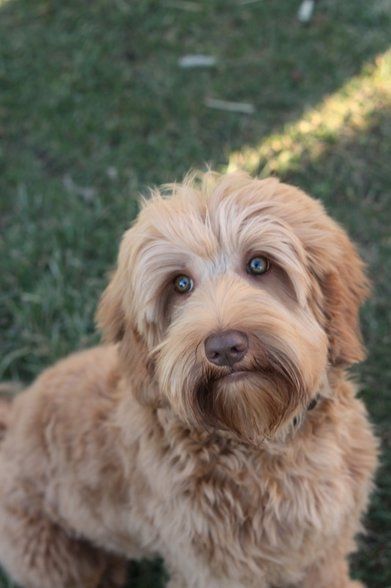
(174, 275, 194, 294)
(247, 256, 270, 275)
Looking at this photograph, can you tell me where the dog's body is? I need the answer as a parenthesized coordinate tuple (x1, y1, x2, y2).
(0, 172, 378, 587)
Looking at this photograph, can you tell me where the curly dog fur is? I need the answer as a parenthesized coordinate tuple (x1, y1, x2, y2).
(0, 171, 378, 587)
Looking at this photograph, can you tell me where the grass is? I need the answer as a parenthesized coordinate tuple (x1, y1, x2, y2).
(0, 0, 390, 585)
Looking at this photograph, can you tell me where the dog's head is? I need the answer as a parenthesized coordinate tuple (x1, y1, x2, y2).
(97, 172, 369, 443)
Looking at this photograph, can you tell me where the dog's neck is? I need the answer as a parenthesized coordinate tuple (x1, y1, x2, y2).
(115, 369, 334, 453)
(155, 391, 331, 456)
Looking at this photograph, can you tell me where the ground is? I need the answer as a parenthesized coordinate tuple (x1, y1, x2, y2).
(0, 0, 390, 586)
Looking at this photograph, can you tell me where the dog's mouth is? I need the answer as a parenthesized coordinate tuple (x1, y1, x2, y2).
(218, 369, 255, 383)
(185, 350, 309, 442)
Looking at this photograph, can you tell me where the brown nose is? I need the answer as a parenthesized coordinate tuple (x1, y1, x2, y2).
(204, 330, 249, 367)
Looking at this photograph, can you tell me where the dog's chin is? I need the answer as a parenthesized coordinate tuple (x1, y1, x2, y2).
(190, 369, 302, 444)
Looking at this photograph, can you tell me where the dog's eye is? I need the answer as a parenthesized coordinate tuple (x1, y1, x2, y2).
(174, 275, 194, 294)
(246, 256, 270, 275)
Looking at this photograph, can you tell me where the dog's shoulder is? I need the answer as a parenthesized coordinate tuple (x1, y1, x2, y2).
(35, 345, 119, 388)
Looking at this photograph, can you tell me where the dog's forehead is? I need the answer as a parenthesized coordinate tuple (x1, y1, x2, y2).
(138, 178, 306, 261)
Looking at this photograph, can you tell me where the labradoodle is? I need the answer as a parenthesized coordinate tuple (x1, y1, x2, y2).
(0, 171, 378, 588)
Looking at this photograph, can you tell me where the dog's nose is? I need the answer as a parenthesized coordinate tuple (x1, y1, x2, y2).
(204, 330, 249, 367)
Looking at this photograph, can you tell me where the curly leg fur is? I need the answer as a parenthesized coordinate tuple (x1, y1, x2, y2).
(0, 505, 127, 588)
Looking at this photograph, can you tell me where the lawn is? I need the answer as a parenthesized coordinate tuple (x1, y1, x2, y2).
(0, 0, 390, 586)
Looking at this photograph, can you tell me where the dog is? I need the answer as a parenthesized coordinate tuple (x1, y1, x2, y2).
(0, 171, 378, 588)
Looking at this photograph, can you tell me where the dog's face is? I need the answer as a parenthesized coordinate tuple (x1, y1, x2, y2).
(98, 172, 369, 443)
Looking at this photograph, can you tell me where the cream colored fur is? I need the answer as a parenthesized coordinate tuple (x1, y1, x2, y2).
(0, 171, 378, 588)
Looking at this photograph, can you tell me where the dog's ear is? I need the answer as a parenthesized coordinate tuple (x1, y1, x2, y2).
(96, 268, 126, 343)
(97, 227, 136, 343)
(96, 233, 163, 408)
(316, 228, 370, 367)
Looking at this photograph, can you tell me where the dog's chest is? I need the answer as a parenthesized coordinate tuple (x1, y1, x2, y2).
(156, 431, 350, 584)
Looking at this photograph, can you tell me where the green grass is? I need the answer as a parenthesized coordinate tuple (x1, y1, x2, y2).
(0, 0, 390, 586)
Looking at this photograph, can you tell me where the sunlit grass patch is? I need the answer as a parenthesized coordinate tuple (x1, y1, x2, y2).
(228, 50, 391, 176)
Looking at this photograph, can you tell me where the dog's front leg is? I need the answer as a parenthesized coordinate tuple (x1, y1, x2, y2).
(0, 495, 127, 588)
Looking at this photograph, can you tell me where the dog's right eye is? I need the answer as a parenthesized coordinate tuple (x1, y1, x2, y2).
(174, 275, 194, 294)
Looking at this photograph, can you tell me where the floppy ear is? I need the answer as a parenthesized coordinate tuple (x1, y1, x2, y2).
(96, 250, 163, 408)
(318, 230, 370, 367)
(96, 269, 126, 343)
(96, 226, 136, 343)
